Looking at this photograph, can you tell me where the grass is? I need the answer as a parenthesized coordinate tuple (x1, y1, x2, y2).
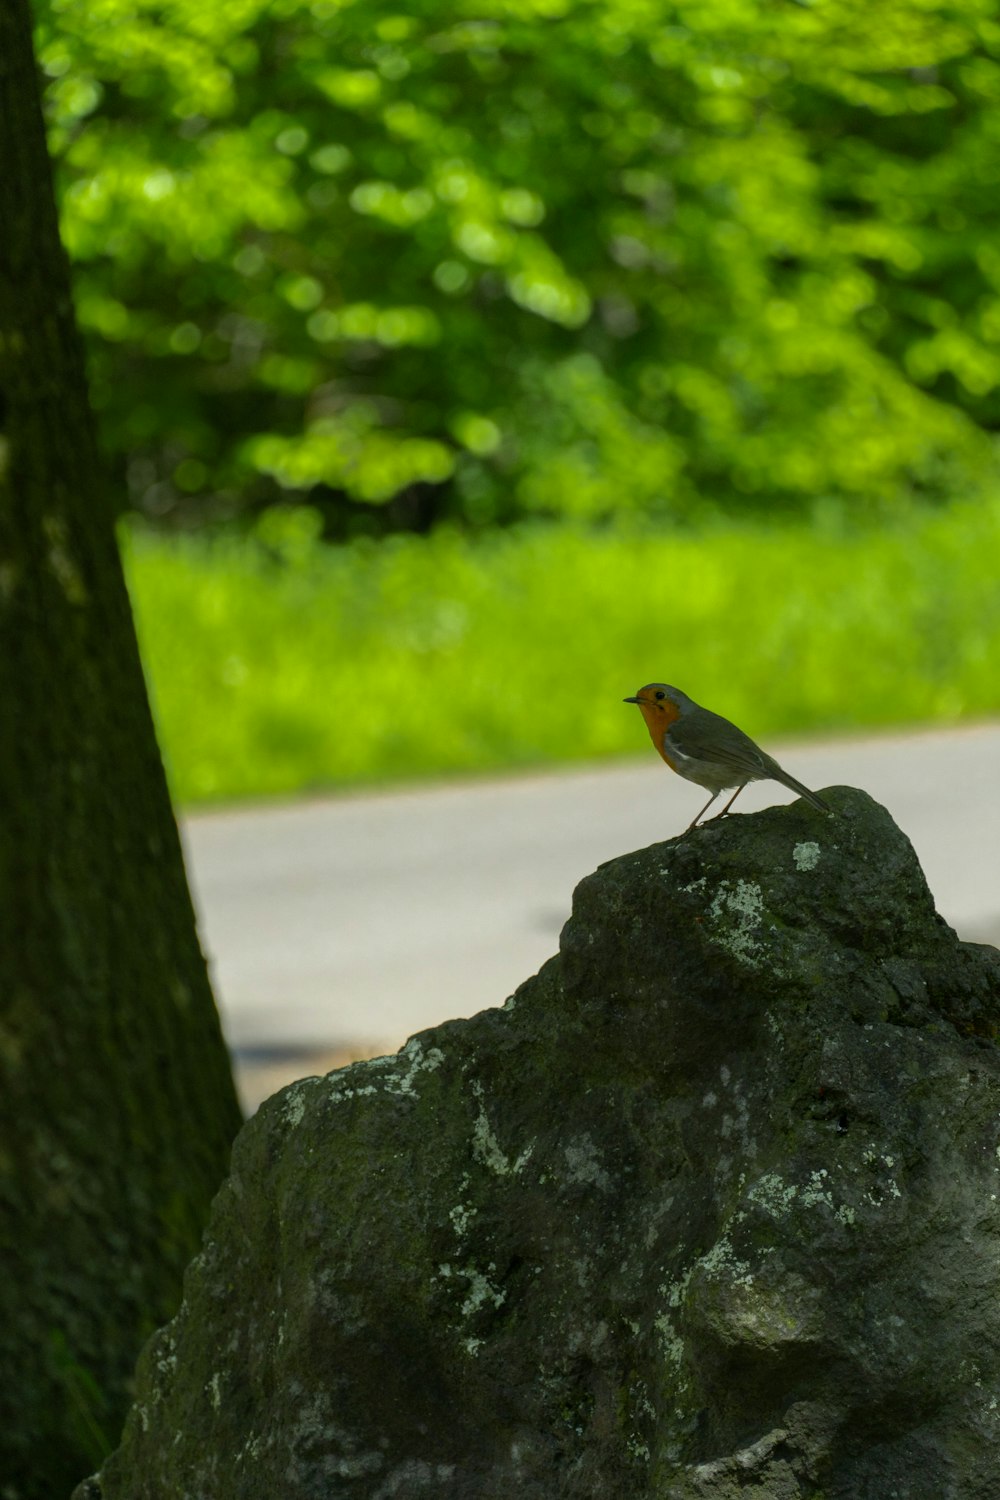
(122, 497, 1000, 805)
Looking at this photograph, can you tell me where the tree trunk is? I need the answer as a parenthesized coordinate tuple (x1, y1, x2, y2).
(0, 3, 243, 1494)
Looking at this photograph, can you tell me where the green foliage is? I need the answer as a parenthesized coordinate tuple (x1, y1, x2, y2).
(124, 500, 1000, 803)
(37, 0, 1000, 531)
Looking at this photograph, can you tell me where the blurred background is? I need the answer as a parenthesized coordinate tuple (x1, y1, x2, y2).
(36, 0, 1000, 1106)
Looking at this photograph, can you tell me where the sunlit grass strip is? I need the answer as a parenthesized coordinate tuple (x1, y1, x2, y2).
(123, 500, 1000, 805)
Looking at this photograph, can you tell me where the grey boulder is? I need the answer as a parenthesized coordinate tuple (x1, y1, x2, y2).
(81, 788, 1000, 1499)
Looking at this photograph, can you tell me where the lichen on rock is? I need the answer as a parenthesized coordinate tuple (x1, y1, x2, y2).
(80, 788, 1000, 1499)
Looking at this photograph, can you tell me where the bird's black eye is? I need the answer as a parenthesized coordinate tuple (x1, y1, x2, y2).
(655, 690, 666, 701)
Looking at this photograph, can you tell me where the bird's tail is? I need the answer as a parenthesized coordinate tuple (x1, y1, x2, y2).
(774, 769, 830, 814)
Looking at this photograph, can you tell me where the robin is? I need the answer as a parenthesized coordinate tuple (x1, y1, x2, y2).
(624, 684, 831, 832)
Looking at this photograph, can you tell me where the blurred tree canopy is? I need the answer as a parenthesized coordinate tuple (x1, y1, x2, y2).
(35, 0, 1000, 534)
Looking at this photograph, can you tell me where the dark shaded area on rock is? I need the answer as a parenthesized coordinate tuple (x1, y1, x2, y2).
(80, 788, 1000, 1499)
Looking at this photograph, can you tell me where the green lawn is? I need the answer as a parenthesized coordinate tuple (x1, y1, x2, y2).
(123, 499, 1000, 805)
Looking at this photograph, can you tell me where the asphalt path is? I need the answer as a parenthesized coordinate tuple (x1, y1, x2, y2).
(179, 722, 1000, 1109)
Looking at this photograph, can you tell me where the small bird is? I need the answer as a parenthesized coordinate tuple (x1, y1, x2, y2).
(624, 683, 831, 832)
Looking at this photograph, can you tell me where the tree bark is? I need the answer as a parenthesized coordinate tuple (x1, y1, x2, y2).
(0, 3, 243, 1494)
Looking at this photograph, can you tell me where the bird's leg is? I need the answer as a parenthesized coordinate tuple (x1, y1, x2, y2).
(707, 784, 747, 822)
(686, 790, 719, 832)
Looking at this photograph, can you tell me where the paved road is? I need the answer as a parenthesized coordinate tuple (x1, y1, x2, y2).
(180, 723, 1000, 1109)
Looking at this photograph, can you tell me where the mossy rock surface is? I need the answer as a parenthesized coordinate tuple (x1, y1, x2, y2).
(81, 789, 1000, 1499)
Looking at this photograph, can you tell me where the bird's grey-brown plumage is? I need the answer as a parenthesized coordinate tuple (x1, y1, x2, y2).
(624, 683, 830, 831)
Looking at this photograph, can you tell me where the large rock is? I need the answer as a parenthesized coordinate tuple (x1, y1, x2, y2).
(81, 788, 1000, 1499)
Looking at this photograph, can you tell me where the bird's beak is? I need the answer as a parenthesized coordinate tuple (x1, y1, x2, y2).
(623, 696, 639, 704)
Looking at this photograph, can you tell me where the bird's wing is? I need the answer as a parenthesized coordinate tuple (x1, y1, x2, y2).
(668, 711, 778, 779)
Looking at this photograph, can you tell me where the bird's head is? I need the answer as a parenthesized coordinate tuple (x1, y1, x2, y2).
(623, 683, 691, 730)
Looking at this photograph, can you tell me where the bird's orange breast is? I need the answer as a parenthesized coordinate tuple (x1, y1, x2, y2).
(636, 701, 681, 772)
(658, 741, 680, 773)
